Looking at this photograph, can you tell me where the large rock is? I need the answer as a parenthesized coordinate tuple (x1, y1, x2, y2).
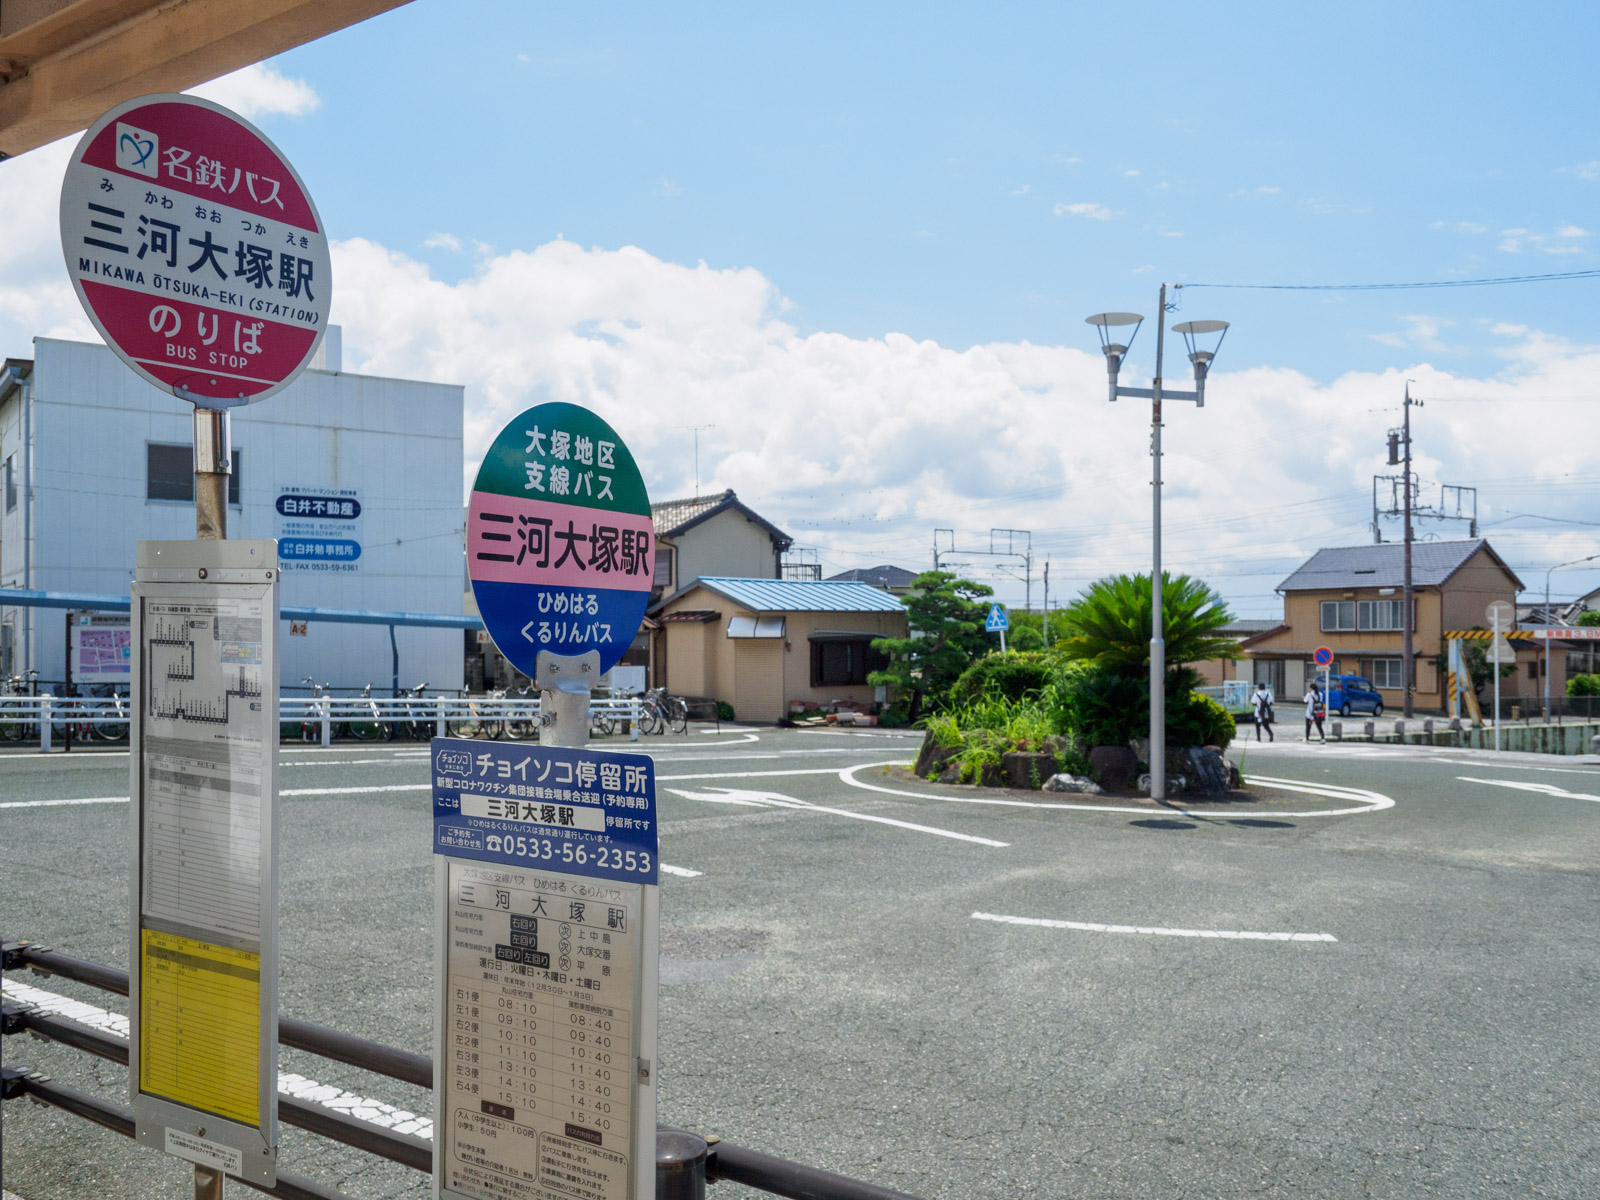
(1045, 773, 1104, 795)
(1088, 745, 1139, 792)
(1176, 745, 1232, 797)
(915, 738, 962, 780)
(1138, 772, 1188, 795)
(1002, 751, 1057, 790)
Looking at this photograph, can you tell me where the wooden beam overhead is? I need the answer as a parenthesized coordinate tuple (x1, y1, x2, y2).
(0, 0, 412, 158)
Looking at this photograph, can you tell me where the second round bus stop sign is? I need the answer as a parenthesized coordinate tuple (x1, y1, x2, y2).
(468, 403, 653, 677)
(59, 93, 330, 404)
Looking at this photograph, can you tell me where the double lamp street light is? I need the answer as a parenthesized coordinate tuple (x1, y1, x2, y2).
(1086, 284, 1230, 802)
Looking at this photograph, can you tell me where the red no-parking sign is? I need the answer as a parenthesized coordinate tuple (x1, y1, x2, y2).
(60, 94, 330, 404)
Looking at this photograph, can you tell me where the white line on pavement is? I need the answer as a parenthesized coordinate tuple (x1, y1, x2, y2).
(657, 763, 901, 782)
(0, 794, 128, 809)
(0, 979, 434, 1139)
(667, 785, 1008, 847)
(839, 764, 1394, 817)
(659, 864, 703, 877)
(1456, 777, 1600, 803)
(972, 912, 1337, 942)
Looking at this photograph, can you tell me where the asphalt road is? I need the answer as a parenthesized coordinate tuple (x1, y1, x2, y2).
(2, 726, 1597, 1199)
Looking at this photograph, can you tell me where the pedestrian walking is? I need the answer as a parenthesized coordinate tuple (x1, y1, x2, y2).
(1303, 682, 1326, 742)
(1252, 682, 1274, 742)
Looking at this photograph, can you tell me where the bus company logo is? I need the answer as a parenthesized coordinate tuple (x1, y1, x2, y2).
(435, 748, 473, 778)
(115, 123, 159, 177)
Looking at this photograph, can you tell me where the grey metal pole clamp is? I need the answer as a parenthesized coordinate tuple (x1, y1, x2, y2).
(535, 649, 600, 749)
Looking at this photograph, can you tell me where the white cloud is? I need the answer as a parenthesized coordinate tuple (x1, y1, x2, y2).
(1132, 264, 1154, 274)
(1369, 315, 1455, 353)
(1054, 154, 1082, 164)
(1053, 202, 1115, 220)
(1499, 224, 1590, 254)
(516, 53, 532, 63)
(2, 158, 1595, 615)
(1557, 161, 1600, 180)
(658, 178, 683, 198)
(424, 233, 464, 252)
(1010, 184, 1030, 196)
(1124, 170, 1140, 177)
(188, 62, 320, 119)
(1431, 220, 1487, 234)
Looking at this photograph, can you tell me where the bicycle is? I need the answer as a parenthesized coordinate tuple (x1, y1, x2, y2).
(448, 690, 490, 740)
(347, 683, 389, 741)
(399, 682, 434, 741)
(506, 684, 539, 741)
(89, 684, 129, 742)
(300, 678, 346, 742)
(0, 671, 40, 742)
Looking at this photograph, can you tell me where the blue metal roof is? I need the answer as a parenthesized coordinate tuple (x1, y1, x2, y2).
(694, 577, 907, 613)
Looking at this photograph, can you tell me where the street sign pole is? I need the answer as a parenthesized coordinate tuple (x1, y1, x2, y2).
(1485, 601, 1516, 751)
(1493, 607, 1502, 751)
(63, 91, 331, 1197)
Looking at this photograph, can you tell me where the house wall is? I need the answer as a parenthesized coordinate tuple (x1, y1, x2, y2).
(782, 610, 907, 709)
(1440, 547, 1521, 634)
(0, 338, 465, 689)
(672, 508, 779, 585)
(654, 587, 907, 720)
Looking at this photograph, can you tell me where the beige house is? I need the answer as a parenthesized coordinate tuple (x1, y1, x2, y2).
(650, 490, 792, 601)
(1243, 539, 1544, 709)
(650, 577, 908, 723)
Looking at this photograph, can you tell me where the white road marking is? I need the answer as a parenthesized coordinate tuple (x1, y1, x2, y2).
(0, 979, 434, 1139)
(1456, 777, 1600, 803)
(839, 764, 1394, 817)
(657, 763, 900, 782)
(973, 912, 1337, 943)
(659, 863, 703, 877)
(667, 786, 1008, 847)
(0, 794, 128, 809)
(281, 783, 429, 796)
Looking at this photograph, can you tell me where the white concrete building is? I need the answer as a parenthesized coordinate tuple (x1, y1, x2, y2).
(0, 333, 465, 690)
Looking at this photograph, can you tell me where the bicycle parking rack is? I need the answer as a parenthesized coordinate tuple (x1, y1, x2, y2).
(0, 940, 923, 1200)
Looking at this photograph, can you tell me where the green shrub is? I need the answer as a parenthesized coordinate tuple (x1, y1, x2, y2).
(958, 732, 1006, 783)
(716, 700, 736, 721)
(1568, 674, 1600, 697)
(949, 652, 1052, 706)
(1170, 692, 1236, 750)
(877, 709, 905, 729)
(921, 712, 963, 747)
(1059, 664, 1147, 747)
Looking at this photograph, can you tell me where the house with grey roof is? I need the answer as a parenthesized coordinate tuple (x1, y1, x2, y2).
(649, 576, 907, 722)
(1241, 539, 1540, 709)
(824, 564, 919, 595)
(650, 489, 793, 603)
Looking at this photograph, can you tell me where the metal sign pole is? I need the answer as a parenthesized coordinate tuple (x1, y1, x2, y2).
(194, 406, 232, 542)
(1492, 610, 1502, 752)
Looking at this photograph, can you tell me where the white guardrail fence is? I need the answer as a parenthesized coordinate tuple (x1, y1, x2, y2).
(0, 694, 659, 749)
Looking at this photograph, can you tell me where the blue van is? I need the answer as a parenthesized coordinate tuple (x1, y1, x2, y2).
(1325, 674, 1384, 717)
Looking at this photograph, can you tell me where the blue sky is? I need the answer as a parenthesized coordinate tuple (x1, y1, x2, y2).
(278, 0, 1599, 380)
(4, 1, 1598, 614)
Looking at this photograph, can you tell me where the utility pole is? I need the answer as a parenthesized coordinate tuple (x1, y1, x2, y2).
(1402, 385, 1417, 719)
(1043, 560, 1050, 648)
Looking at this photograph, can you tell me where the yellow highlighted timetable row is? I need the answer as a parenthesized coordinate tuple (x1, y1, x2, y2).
(139, 928, 261, 1126)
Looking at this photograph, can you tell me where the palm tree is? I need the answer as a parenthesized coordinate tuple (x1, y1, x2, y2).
(1055, 573, 1239, 671)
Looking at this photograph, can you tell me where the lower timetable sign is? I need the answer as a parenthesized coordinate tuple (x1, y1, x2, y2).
(432, 737, 659, 1200)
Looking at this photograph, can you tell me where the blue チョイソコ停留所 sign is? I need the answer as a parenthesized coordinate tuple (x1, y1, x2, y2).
(431, 737, 657, 885)
(467, 402, 652, 677)
(985, 604, 1009, 633)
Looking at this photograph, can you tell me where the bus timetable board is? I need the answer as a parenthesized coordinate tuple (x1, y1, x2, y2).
(431, 737, 659, 1200)
(128, 540, 279, 1186)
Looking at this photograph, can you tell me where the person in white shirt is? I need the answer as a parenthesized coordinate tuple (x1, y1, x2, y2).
(1252, 683, 1274, 742)
(1303, 683, 1326, 742)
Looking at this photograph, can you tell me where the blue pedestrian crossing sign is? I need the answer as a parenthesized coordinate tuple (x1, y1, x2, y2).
(985, 604, 1009, 633)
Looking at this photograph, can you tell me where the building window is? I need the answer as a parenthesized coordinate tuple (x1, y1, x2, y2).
(810, 638, 887, 687)
(653, 546, 673, 588)
(1363, 658, 1404, 689)
(1357, 599, 1405, 630)
(1527, 659, 1540, 680)
(1321, 601, 1356, 632)
(147, 443, 240, 504)
(3, 454, 14, 513)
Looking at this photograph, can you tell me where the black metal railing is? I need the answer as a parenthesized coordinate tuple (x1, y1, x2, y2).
(2, 939, 924, 1200)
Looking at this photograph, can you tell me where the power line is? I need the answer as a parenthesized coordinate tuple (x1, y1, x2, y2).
(1182, 269, 1600, 292)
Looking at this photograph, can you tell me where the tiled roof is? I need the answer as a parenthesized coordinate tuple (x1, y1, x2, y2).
(825, 564, 919, 590)
(659, 609, 720, 623)
(677, 577, 908, 613)
(1276, 539, 1523, 592)
(651, 489, 792, 549)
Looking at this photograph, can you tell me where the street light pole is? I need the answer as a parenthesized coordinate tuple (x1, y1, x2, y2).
(1086, 292, 1229, 803)
(1544, 553, 1600, 718)
(1150, 284, 1167, 801)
